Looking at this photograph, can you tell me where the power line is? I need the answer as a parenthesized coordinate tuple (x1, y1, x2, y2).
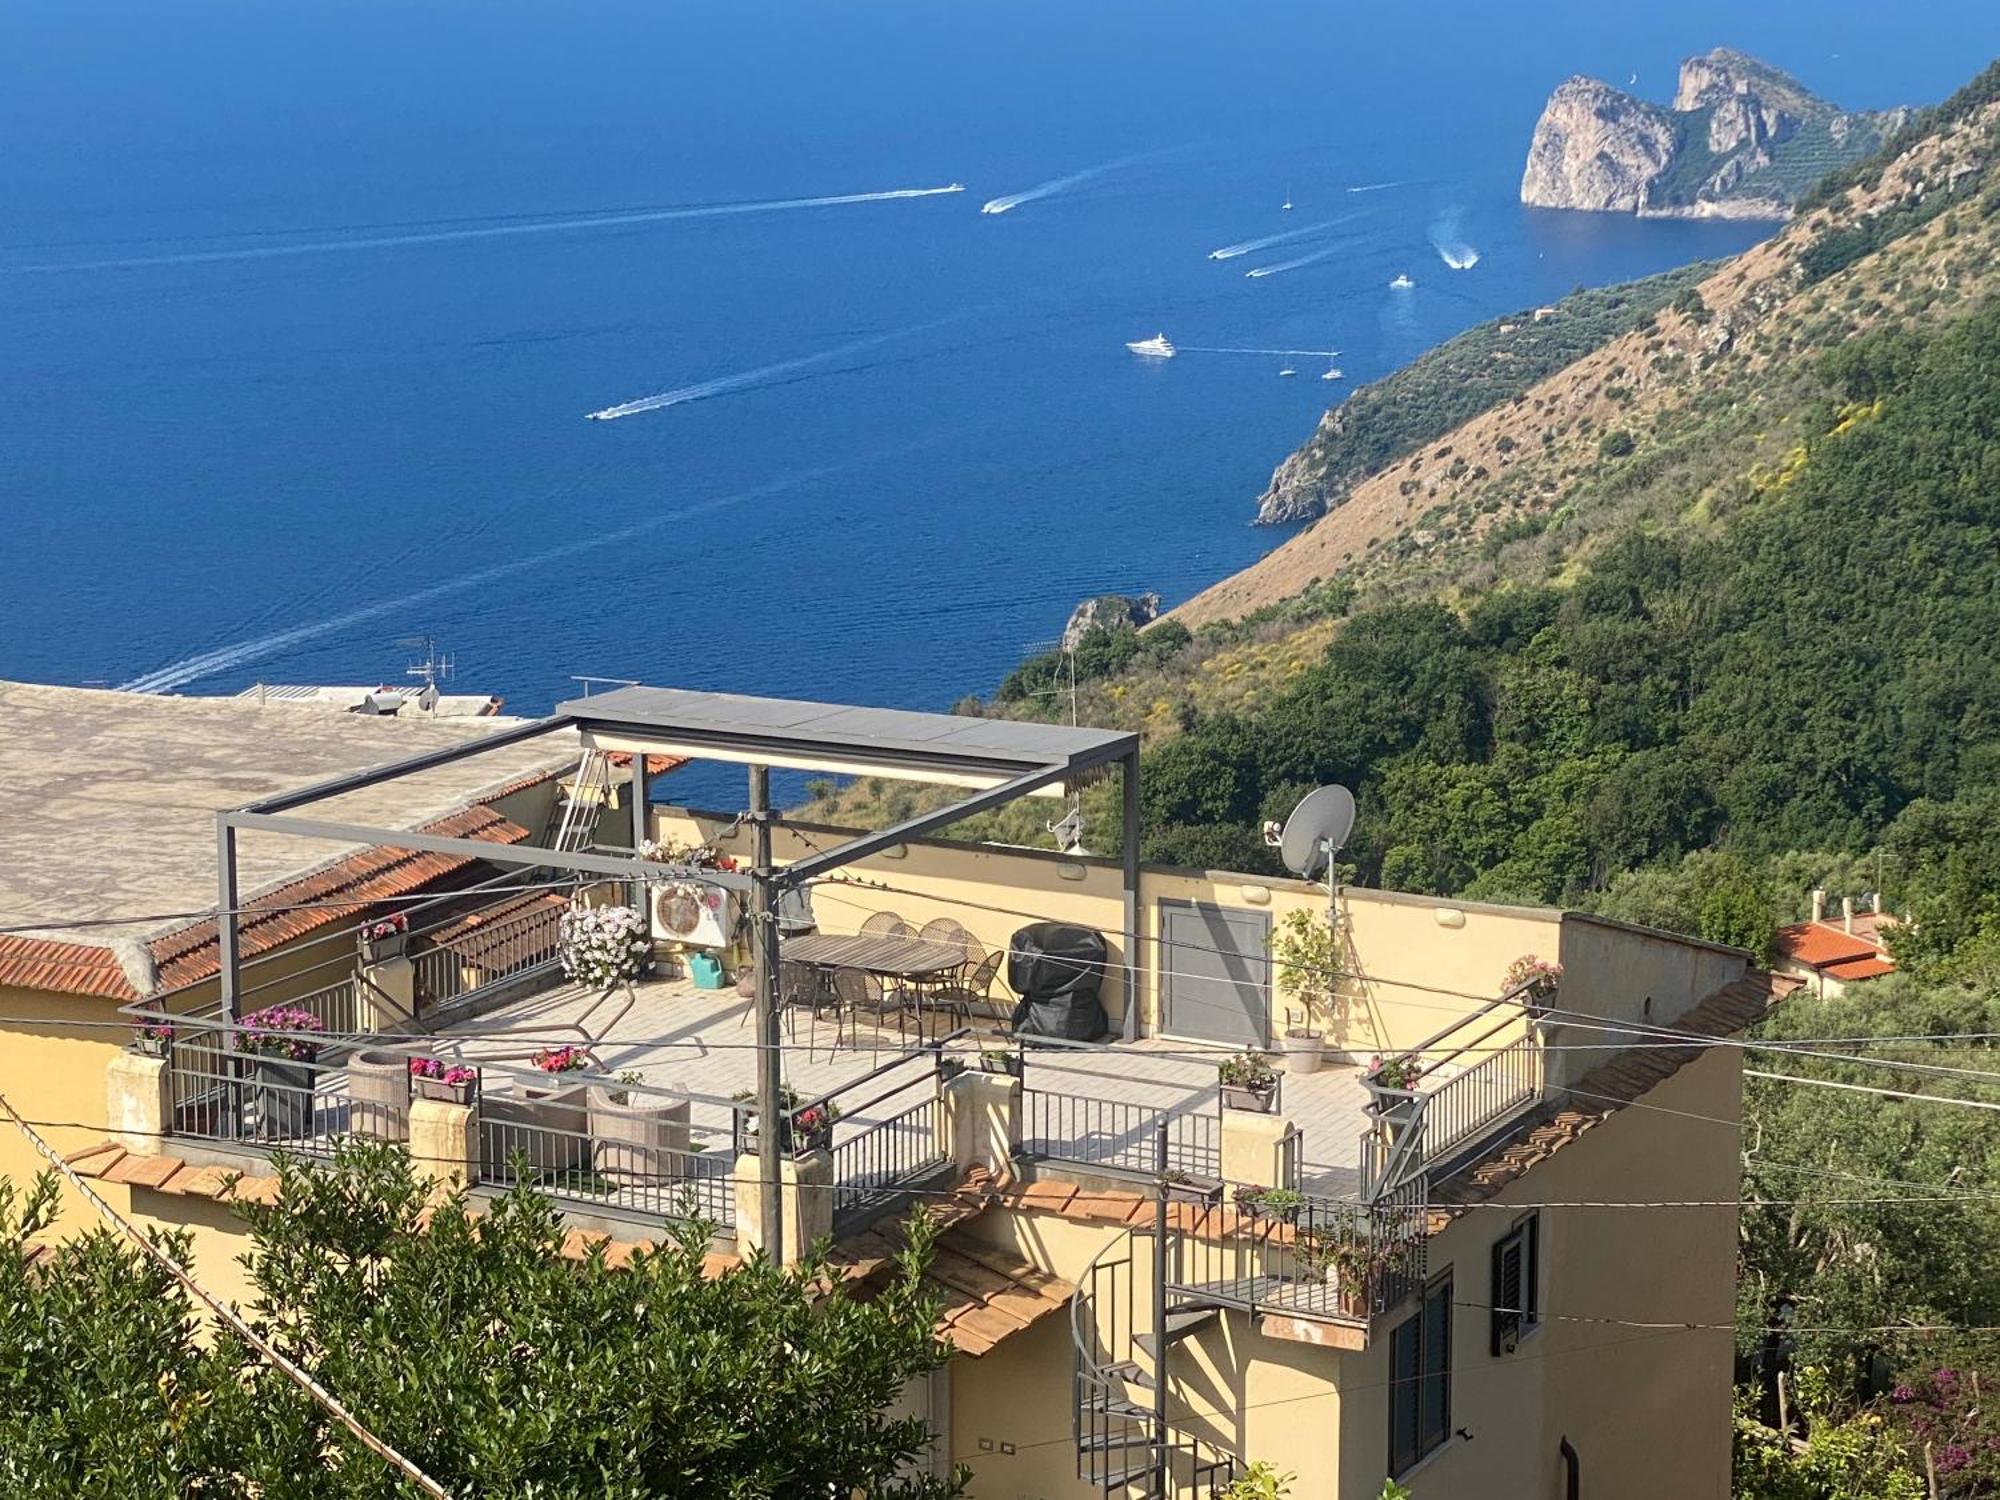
(0, 1093, 453, 1499)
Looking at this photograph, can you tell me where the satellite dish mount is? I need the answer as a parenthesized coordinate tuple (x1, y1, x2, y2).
(1277, 784, 1357, 932)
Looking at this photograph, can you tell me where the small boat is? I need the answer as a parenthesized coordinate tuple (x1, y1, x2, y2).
(1390, 273, 1415, 289)
(1279, 366, 1297, 378)
(946, 182, 966, 192)
(1126, 333, 1176, 359)
(1321, 364, 1344, 381)
(1282, 185, 1293, 212)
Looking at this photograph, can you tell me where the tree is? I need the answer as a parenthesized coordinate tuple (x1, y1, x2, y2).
(0, 1141, 965, 1499)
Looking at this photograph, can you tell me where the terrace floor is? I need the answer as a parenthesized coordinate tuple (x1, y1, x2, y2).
(430, 973, 1375, 1198)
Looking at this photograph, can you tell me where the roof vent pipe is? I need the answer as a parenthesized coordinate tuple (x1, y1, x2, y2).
(1810, 888, 1826, 924)
(1842, 895, 1855, 934)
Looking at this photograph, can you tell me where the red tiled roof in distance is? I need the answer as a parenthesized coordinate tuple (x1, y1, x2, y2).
(1774, 921, 1881, 969)
(1822, 955, 1897, 982)
(0, 936, 140, 1000)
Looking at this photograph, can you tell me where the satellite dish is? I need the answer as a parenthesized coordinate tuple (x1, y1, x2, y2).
(1279, 785, 1356, 879)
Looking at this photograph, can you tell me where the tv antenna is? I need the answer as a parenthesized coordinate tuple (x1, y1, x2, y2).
(1275, 783, 1357, 930)
(397, 635, 453, 712)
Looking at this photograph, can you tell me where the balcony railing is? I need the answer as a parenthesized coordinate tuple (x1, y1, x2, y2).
(1358, 988, 1546, 1199)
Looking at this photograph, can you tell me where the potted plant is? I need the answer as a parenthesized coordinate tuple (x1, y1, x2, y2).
(1270, 908, 1347, 1065)
(237, 1004, 325, 1139)
(1278, 1007, 1323, 1077)
(132, 1019, 175, 1059)
(936, 1054, 968, 1084)
(1163, 1168, 1224, 1206)
(358, 911, 410, 963)
(1503, 954, 1564, 1014)
(1362, 1053, 1424, 1122)
(1300, 1230, 1393, 1318)
(732, 1087, 839, 1156)
(1233, 1185, 1307, 1225)
(1218, 1049, 1280, 1113)
(558, 902, 654, 991)
(346, 1047, 414, 1139)
(408, 1057, 480, 1106)
(589, 1070, 691, 1187)
(978, 1048, 1022, 1078)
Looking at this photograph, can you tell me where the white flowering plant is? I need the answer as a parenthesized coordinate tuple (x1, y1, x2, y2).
(559, 902, 653, 989)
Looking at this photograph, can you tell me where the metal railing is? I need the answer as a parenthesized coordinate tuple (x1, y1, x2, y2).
(480, 1092, 735, 1229)
(167, 1032, 403, 1154)
(1356, 991, 1545, 1199)
(407, 897, 567, 1015)
(1163, 1183, 1429, 1325)
(830, 1096, 947, 1235)
(1022, 1089, 1220, 1182)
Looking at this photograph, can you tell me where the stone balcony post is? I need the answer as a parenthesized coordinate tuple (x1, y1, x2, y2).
(105, 1050, 171, 1156)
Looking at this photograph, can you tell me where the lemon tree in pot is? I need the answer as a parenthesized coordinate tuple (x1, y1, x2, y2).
(1271, 908, 1343, 1073)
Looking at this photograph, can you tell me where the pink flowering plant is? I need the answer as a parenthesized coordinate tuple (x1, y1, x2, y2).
(133, 1019, 176, 1054)
(1881, 1364, 2000, 1492)
(531, 1045, 591, 1075)
(1502, 954, 1564, 997)
(237, 1004, 325, 1061)
(408, 1058, 479, 1087)
(362, 912, 409, 941)
(558, 902, 653, 988)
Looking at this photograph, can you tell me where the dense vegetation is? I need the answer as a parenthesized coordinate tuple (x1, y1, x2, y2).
(1137, 300, 2000, 945)
(0, 1143, 961, 1498)
(1259, 262, 1720, 522)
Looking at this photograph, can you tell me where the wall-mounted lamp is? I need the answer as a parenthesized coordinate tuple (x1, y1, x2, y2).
(1056, 861, 1086, 883)
(880, 844, 909, 861)
(1239, 885, 1272, 905)
(1434, 907, 1467, 929)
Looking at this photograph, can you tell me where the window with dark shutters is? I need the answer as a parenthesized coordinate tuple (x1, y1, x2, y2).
(1389, 1271, 1454, 1476)
(1490, 1213, 1539, 1355)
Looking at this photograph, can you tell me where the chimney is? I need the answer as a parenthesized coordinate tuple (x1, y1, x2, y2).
(1842, 896, 1855, 934)
(1810, 888, 1826, 924)
(1871, 890, 1883, 915)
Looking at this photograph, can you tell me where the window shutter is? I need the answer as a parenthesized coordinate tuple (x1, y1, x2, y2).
(1492, 1232, 1523, 1354)
(1420, 1278, 1452, 1453)
(1525, 1213, 1540, 1327)
(1389, 1314, 1422, 1474)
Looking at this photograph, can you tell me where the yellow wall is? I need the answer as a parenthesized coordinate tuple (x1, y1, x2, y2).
(655, 808, 1562, 1055)
(0, 985, 131, 1239)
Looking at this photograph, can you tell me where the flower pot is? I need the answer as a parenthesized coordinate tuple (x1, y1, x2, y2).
(588, 1086, 691, 1188)
(133, 1034, 173, 1060)
(361, 932, 409, 964)
(978, 1052, 1023, 1078)
(345, 1049, 411, 1140)
(248, 1055, 316, 1140)
(1221, 1082, 1277, 1114)
(413, 1074, 478, 1106)
(1165, 1174, 1224, 1206)
(1280, 1030, 1324, 1076)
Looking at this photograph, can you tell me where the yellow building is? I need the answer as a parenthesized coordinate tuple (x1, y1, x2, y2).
(6, 683, 1778, 1498)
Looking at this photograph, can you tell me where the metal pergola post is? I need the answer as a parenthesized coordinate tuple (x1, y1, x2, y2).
(1122, 746, 1141, 1042)
(748, 764, 784, 1254)
(216, 814, 241, 1023)
(629, 753, 650, 909)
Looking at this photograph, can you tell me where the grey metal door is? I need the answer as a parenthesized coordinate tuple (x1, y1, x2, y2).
(1159, 901, 1270, 1047)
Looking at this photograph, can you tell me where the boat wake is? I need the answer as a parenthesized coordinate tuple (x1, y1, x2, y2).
(980, 151, 1153, 216)
(1346, 178, 1421, 194)
(1207, 210, 1365, 261)
(1428, 209, 1479, 271)
(10, 185, 966, 273)
(585, 318, 946, 421)
(115, 465, 852, 695)
(1244, 242, 1346, 279)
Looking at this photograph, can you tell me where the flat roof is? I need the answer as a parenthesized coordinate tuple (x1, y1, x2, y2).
(0, 681, 577, 950)
(561, 685, 1135, 778)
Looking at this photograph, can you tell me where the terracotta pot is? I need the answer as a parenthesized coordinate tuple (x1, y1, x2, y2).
(1221, 1082, 1277, 1114)
(249, 1056, 316, 1140)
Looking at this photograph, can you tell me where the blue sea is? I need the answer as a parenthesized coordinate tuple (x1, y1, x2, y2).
(2, 1, 1992, 737)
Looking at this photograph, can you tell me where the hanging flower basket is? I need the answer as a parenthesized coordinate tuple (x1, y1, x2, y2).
(559, 903, 653, 989)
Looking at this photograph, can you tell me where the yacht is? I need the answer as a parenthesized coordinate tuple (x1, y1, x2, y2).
(1321, 364, 1344, 381)
(1390, 273, 1415, 289)
(1282, 186, 1293, 212)
(1126, 333, 1176, 359)
(1279, 366, 1297, 377)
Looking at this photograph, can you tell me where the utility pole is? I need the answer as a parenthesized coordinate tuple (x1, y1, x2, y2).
(748, 765, 784, 1253)
(1153, 1118, 1171, 1498)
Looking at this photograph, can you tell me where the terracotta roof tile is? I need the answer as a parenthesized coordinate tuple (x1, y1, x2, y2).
(70, 1146, 127, 1180)
(1775, 921, 1886, 969)
(0, 937, 139, 1001)
(1432, 972, 1781, 1214)
(148, 804, 533, 992)
(1015, 1180, 1077, 1214)
(1069, 1188, 1146, 1224)
(1823, 956, 1896, 981)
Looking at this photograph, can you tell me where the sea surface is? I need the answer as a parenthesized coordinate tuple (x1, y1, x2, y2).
(3, 1, 1993, 760)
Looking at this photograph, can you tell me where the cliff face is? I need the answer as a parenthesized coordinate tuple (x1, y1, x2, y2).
(1521, 47, 1900, 219)
(1521, 76, 1681, 214)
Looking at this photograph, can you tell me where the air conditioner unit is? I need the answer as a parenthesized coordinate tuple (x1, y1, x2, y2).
(650, 883, 739, 950)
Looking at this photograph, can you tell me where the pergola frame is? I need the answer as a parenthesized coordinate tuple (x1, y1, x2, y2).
(214, 687, 1142, 1252)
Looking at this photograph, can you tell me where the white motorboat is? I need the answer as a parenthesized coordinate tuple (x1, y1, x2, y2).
(1126, 333, 1176, 358)
(1321, 364, 1344, 381)
(1279, 366, 1297, 377)
(1390, 273, 1415, 289)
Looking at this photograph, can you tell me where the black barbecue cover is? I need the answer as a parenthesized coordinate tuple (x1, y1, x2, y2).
(1006, 922, 1107, 1001)
(1006, 923, 1110, 1041)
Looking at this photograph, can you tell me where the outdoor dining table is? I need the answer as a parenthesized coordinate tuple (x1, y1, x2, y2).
(781, 931, 967, 982)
